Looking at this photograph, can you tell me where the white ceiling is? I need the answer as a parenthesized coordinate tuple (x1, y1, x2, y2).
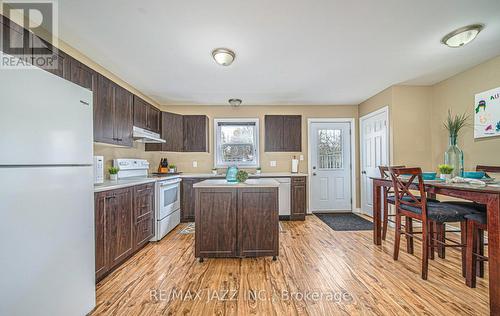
(58, 0, 500, 105)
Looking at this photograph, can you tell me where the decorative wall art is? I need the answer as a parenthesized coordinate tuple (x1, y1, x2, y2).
(474, 86, 500, 138)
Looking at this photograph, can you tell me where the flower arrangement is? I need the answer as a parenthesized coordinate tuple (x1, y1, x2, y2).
(236, 170, 249, 183)
(444, 110, 469, 138)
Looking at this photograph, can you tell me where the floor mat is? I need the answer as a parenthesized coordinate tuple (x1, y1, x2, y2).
(314, 213, 373, 231)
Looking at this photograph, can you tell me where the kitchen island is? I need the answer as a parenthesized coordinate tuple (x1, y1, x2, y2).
(193, 179, 279, 261)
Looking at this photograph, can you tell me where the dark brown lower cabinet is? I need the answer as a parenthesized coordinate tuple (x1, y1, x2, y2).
(94, 183, 154, 282)
(291, 177, 307, 220)
(195, 187, 278, 259)
(181, 178, 207, 222)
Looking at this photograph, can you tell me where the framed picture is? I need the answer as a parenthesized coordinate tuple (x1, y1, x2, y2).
(474, 86, 500, 138)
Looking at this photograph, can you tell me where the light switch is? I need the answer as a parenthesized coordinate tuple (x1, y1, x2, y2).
(299, 155, 304, 161)
(270, 160, 277, 167)
(192, 161, 198, 168)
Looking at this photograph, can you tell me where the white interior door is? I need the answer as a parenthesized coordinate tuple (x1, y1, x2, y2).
(360, 108, 388, 216)
(310, 122, 352, 212)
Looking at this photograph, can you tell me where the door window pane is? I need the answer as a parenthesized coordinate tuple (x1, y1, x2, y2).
(318, 129, 343, 169)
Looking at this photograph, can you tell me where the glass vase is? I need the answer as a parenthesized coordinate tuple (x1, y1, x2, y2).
(444, 135, 464, 178)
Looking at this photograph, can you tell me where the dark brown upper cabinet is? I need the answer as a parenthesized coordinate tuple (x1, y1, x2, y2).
(133, 96, 160, 133)
(31, 36, 71, 80)
(146, 111, 184, 152)
(183, 115, 209, 152)
(94, 74, 133, 146)
(69, 58, 95, 91)
(0, 15, 32, 61)
(265, 115, 302, 152)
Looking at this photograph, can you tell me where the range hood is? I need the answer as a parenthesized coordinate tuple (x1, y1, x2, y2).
(132, 126, 166, 143)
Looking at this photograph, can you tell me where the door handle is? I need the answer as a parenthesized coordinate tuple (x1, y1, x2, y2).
(362, 171, 367, 174)
(313, 172, 317, 176)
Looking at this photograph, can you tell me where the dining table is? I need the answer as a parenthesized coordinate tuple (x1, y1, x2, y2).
(371, 176, 500, 315)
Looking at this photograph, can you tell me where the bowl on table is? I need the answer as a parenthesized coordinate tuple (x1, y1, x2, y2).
(463, 171, 486, 179)
(422, 172, 437, 180)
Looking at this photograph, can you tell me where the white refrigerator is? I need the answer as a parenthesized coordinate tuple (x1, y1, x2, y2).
(0, 63, 96, 315)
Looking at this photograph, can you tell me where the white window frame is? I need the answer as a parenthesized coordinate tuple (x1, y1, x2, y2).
(214, 118, 260, 168)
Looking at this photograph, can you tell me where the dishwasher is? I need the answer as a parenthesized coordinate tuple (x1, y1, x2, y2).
(272, 178, 291, 216)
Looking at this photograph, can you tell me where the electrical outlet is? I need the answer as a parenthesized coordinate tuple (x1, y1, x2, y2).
(299, 155, 304, 161)
(270, 160, 277, 167)
(192, 161, 198, 168)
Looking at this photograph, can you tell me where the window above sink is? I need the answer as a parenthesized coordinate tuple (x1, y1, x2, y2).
(214, 118, 260, 168)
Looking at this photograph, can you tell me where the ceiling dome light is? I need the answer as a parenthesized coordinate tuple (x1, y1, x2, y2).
(441, 24, 484, 48)
(212, 48, 235, 66)
(228, 98, 242, 107)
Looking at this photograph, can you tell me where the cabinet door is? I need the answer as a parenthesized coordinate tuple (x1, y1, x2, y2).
(283, 115, 302, 151)
(291, 178, 306, 220)
(238, 188, 279, 257)
(133, 95, 148, 130)
(113, 84, 133, 147)
(183, 115, 208, 152)
(94, 74, 115, 144)
(147, 105, 160, 133)
(265, 115, 284, 152)
(107, 187, 134, 268)
(31, 35, 71, 80)
(195, 188, 238, 258)
(69, 58, 95, 91)
(133, 183, 155, 250)
(94, 192, 109, 281)
(0, 16, 32, 61)
(145, 111, 183, 152)
(181, 178, 207, 222)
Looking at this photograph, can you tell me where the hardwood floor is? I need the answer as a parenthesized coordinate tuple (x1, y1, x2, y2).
(92, 215, 489, 315)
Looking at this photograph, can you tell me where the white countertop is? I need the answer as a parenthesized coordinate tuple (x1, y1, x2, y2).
(181, 172, 308, 178)
(193, 179, 280, 188)
(94, 174, 180, 192)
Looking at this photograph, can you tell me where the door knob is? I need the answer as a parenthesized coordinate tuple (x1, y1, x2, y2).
(362, 171, 367, 174)
(313, 172, 317, 176)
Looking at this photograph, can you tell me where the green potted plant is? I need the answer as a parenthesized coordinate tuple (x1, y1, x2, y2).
(256, 167, 262, 175)
(236, 170, 249, 183)
(212, 168, 218, 175)
(108, 166, 119, 181)
(168, 164, 176, 173)
(443, 110, 469, 177)
(438, 164, 454, 182)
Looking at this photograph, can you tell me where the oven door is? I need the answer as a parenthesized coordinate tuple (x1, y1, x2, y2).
(157, 179, 181, 220)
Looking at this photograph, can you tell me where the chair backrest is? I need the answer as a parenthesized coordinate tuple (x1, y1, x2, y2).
(476, 165, 500, 177)
(388, 167, 428, 220)
(378, 165, 406, 178)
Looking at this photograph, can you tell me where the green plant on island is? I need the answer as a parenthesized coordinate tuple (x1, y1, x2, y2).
(236, 170, 249, 183)
(438, 164, 454, 175)
(168, 164, 176, 169)
(108, 166, 119, 175)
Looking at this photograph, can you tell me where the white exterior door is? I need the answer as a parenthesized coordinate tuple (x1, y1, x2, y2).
(360, 108, 389, 216)
(310, 122, 352, 212)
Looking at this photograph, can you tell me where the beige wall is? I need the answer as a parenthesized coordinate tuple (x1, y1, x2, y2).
(430, 55, 500, 171)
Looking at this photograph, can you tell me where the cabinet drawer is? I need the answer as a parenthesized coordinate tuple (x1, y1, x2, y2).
(292, 177, 306, 184)
(134, 183, 154, 220)
(134, 183, 154, 194)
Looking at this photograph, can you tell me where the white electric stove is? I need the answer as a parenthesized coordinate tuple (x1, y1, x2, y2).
(113, 159, 181, 241)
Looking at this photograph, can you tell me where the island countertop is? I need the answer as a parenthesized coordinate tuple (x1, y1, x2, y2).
(193, 179, 280, 188)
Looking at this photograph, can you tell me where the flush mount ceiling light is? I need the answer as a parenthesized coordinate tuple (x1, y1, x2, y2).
(441, 24, 484, 48)
(228, 98, 242, 107)
(212, 48, 235, 66)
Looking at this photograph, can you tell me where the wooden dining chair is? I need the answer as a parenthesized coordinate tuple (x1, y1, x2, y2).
(378, 165, 405, 241)
(440, 165, 498, 259)
(378, 165, 439, 242)
(389, 167, 477, 280)
(465, 212, 488, 288)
